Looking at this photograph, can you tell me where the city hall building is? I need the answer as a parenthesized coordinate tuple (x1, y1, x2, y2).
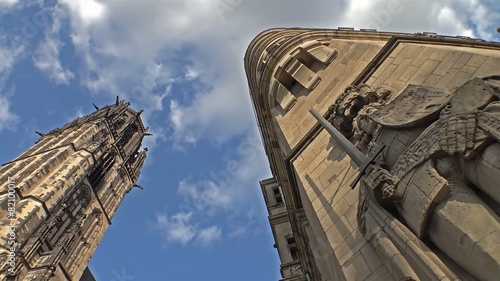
(245, 28, 500, 280)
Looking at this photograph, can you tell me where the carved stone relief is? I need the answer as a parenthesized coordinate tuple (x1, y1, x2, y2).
(288, 265, 303, 277)
(328, 84, 391, 139)
(330, 76, 500, 280)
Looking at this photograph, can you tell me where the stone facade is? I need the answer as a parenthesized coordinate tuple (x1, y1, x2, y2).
(0, 99, 148, 280)
(246, 28, 500, 280)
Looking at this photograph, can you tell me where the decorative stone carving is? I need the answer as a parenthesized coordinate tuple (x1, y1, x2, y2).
(331, 76, 500, 280)
(368, 85, 452, 128)
(328, 84, 391, 139)
(288, 265, 303, 277)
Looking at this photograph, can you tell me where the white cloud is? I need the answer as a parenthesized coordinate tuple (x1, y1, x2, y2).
(59, 0, 105, 26)
(167, 70, 254, 145)
(54, 0, 347, 146)
(338, 0, 500, 42)
(178, 179, 232, 213)
(141, 126, 167, 152)
(0, 0, 18, 5)
(449, 0, 500, 40)
(184, 65, 202, 81)
(0, 39, 24, 89)
(431, 3, 474, 37)
(177, 130, 269, 213)
(33, 37, 74, 84)
(154, 212, 196, 245)
(160, 130, 270, 244)
(197, 226, 222, 246)
(57, 0, 113, 95)
(0, 39, 23, 133)
(0, 93, 19, 132)
(228, 226, 247, 239)
(33, 6, 74, 84)
(154, 212, 222, 246)
(54, 0, 498, 148)
(168, 99, 197, 146)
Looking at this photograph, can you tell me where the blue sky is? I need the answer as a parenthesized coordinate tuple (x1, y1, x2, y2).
(0, 1, 499, 280)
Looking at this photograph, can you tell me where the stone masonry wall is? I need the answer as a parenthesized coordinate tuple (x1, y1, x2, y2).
(274, 40, 386, 151)
(284, 41, 500, 280)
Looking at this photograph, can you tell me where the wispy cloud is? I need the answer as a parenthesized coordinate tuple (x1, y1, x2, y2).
(0, 0, 18, 5)
(0, 37, 25, 89)
(53, 1, 345, 146)
(449, 0, 500, 40)
(338, 0, 498, 40)
(197, 226, 222, 246)
(154, 212, 222, 247)
(154, 212, 196, 245)
(0, 91, 19, 132)
(154, 130, 269, 245)
(59, 0, 106, 26)
(0, 37, 24, 132)
(167, 68, 254, 146)
(184, 65, 202, 81)
(33, 6, 74, 84)
(178, 179, 232, 214)
(176, 130, 269, 213)
(45, 0, 499, 149)
(228, 226, 247, 239)
(141, 126, 167, 154)
(169, 99, 197, 146)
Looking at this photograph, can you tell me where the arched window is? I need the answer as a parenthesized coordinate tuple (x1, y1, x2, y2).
(118, 124, 138, 148)
(88, 151, 116, 192)
(114, 117, 126, 130)
(285, 235, 299, 261)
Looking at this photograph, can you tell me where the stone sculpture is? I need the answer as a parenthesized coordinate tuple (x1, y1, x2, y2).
(328, 77, 500, 280)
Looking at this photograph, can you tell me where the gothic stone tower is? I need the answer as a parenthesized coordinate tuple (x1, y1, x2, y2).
(245, 28, 500, 281)
(0, 99, 148, 281)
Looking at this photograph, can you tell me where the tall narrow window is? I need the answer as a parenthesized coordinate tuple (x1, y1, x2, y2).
(118, 124, 138, 148)
(287, 237, 299, 261)
(114, 117, 126, 130)
(273, 187, 283, 205)
(88, 152, 115, 192)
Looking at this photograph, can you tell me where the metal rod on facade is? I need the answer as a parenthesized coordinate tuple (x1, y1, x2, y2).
(309, 108, 367, 167)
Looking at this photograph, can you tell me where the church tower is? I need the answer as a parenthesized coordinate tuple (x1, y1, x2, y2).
(0, 99, 149, 281)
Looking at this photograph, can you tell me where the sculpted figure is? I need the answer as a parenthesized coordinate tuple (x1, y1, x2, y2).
(329, 77, 500, 280)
